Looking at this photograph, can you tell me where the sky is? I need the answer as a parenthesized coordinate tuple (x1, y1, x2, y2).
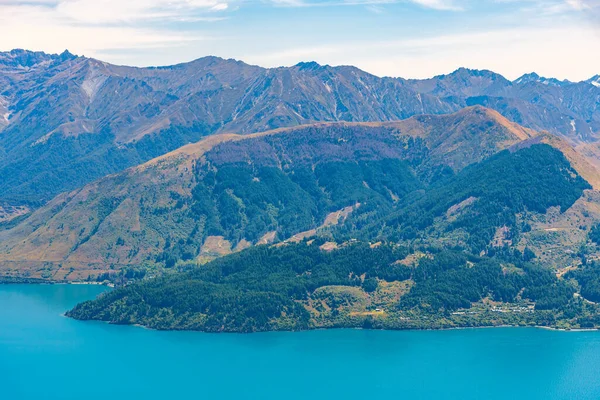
(0, 0, 599, 80)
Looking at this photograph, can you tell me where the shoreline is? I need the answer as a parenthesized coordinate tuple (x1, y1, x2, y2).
(0, 278, 114, 287)
(8, 281, 599, 335)
(66, 316, 600, 335)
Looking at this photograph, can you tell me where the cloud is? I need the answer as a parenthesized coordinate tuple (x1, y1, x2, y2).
(409, 0, 462, 10)
(365, 4, 385, 13)
(3, 0, 230, 25)
(60, 0, 229, 24)
(564, 0, 600, 34)
(211, 3, 229, 10)
(265, 0, 463, 10)
(566, 0, 590, 10)
(566, 1, 600, 15)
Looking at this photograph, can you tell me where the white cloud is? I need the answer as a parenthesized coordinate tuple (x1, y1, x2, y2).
(264, 0, 463, 10)
(57, 0, 228, 24)
(566, 0, 589, 10)
(211, 3, 229, 10)
(409, 0, 462, 11)
(2, 0, 229, 26)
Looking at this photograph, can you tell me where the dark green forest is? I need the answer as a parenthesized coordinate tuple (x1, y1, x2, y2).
(341, 144, 590, 252)
(68, 241, 596, 332)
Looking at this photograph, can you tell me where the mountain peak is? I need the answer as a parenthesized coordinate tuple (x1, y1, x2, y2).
(587, 75, 600, 88)
(447, 67, 505, 80)
(455, 105, 537, 141)
(406, 67, 511, 97)
(59, 49, 77, 61)
(0, 49, 57, 69)
(514, 72, 570, 87)
(295, 61, 323, 71)
(515, 72, 540, 81)
(151, 55, 257, 72)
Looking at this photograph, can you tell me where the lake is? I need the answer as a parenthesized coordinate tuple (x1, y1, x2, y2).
(2, 284, 600, 399)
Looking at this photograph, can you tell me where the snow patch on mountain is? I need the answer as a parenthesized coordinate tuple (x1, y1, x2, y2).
(0, 96, 9, 127)
(514, 73, 570, 87)
(81, 64, 108, 102)
(586, 75, 600, 88)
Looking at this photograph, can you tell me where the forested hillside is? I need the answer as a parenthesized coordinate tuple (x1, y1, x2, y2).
(346, 144, 590, 251)
(67, 241, 600, 332)
(65, 137, 600, 332)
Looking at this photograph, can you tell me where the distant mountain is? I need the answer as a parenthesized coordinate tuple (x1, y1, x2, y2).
(399, 68, 600, 142)
(403, 68, 512, 97)
(1, 50, 599, 208)
(0, 49, 70, 70)
(513, 72, 571, 87)
(587, 75, 600, 88)
(1, 106, 597, 282)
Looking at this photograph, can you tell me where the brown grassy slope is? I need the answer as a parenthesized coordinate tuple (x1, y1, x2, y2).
(156, 105, 536, 172)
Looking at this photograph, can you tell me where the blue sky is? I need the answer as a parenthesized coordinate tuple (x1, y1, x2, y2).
(1, 0, 599, 80)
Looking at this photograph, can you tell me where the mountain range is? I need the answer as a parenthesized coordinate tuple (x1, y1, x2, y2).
(1, 49, 599, 209)
(4, 49, 600, 331)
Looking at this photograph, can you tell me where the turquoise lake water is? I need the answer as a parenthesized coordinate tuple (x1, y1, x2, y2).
(2, 284, 600, 399)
